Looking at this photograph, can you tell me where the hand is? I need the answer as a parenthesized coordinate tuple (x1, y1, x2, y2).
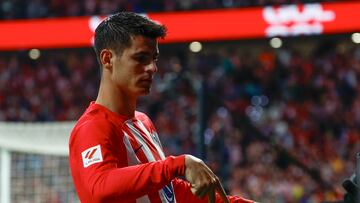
(184, 155, 229, 203)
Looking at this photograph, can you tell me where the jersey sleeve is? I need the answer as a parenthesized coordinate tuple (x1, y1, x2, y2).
(172, 178, 254, 203)
(69, 119, 186, 202)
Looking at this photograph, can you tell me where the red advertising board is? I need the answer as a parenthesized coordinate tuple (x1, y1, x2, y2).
(0, 1, 359, 50)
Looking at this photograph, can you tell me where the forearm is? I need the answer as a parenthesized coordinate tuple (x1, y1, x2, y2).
(87, 155, 185, 201)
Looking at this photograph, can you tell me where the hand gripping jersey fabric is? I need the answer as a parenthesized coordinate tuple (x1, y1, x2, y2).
(69, 102, 253, 203)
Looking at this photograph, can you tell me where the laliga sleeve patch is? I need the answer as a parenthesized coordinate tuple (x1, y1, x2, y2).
(81, 145, 103, 168)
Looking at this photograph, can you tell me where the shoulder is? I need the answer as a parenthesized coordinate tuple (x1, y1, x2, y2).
(70, 110, 119, 146)
(135, 111, 156, 130)
(135, 111, 153, 123)
(75, 118, 114, 135)
(74, 107, 114, 133)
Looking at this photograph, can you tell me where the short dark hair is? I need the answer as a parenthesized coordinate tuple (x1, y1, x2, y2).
(94, 12, 167, 60)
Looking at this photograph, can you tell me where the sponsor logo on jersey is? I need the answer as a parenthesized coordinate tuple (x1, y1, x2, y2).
(81, 145, 103, 168)
(162, 184, 174, 203)
(134, 144, 143, 154)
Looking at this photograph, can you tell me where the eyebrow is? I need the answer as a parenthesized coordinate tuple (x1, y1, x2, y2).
(133, 51, 159, 58)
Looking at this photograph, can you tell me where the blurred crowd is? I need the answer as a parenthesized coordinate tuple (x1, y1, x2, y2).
(0, 0, 339, 19)
(0, 50, 99, 121)
(1, 36, 359, 202)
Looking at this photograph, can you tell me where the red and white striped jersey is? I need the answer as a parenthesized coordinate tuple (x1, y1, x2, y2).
(69, 102, 253, 203)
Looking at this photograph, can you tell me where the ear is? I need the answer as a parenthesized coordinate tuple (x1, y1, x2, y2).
(100, 49, 113, 71)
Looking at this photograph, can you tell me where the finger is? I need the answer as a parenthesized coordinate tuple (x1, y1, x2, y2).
(207, 185, 215, 203)
(196, 181, 215, 199)
(190, 186, 197, 196)
(201, 164, 229, 203)
(195, 170, 216, 197)
(202, 162, 217, 177)
(202, 164, 222, 187)
(196, 186, 209, 198)
(215, 180, 229, 203)
(200, 166, 228, 203)
(191, 181, 208, 199)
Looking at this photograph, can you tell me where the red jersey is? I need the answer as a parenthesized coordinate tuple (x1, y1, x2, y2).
(69, 102, 253, 203)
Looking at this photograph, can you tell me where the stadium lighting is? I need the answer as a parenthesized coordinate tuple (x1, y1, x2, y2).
(28, 49, 40, 60)
(351, 33, 360, 44)
(189, 41, 202, 53)
(270, 37, 282, 48)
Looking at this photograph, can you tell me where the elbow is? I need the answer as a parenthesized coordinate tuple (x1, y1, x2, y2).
(88, 174, 112, 202)
(88, 174, 127, 202)
(91, 192, 110, 203)
(90, 188, 132, 202)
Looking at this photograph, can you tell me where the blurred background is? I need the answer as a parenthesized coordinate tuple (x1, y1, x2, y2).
(0, 0, 359, 203)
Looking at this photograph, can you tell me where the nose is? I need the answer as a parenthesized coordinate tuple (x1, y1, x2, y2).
(146, 61, 158, 73)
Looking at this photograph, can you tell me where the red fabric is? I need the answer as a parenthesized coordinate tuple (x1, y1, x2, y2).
(172, 178, 254, 203)
(69, 102, 253, 203)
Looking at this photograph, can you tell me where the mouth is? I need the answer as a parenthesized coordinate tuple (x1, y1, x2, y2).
(140, 78, 152, 83)
(140, 75, 153, 83)
(139, 77, 153, 87)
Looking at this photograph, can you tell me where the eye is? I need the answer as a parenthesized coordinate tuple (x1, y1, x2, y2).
(133, 53, 159, 65)
(135, 55, 150, 64)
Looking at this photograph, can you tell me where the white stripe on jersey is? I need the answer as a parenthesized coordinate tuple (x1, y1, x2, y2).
(136, 120, 166, 160)
(125, 120, 177, 203)
(152, 132, 164, 150)
(126, 121, 156, 162)
(124, 132, 151, 203)
(123, 132, 141, 166)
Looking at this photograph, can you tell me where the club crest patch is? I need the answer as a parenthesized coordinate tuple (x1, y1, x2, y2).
(81, 145, 103, 168)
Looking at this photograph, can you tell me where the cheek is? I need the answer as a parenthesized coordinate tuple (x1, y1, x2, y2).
(113, 67, 138, 87)
(111, 67, 127, 87)
(112, 58, 143, 86)
(133, 64, 146, 75)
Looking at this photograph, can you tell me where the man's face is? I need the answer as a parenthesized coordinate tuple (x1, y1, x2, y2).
(110, 35, 159, 96)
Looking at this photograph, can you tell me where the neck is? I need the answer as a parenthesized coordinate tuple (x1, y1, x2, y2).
(95, 78, 137, 118)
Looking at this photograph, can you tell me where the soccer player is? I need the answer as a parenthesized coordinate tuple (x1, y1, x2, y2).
(69, 12, 254, 203)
